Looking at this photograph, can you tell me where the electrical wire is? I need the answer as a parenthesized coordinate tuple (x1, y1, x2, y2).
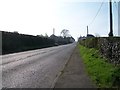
(113, 0, 120, 16)
(88, 1, 104, 26)
(113, 0, 118, 9)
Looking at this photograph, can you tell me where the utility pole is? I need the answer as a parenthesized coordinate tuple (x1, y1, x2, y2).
(87, 26, 89, 36)
(53, 28, 55, 35)
(118, 1, 120, 36)
(109, 0, 113, 36)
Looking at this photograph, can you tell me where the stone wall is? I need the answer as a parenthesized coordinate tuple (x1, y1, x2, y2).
(79, 37, 120, 65)
(99, 38, 120, 65)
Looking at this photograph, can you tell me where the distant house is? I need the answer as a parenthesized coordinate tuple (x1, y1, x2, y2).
(80, 36, 86, 40)
(78, 34, 95, 41)
(78, 36, 86, 41)
(87, 34, 95, 38)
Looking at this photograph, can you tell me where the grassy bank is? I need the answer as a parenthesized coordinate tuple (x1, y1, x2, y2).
(78, 44, 120, 88)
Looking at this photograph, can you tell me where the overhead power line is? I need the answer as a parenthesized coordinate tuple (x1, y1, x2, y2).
(113, 0, 120, 16)
(88, 1, 104, 26)
(113, 0, 118, 9)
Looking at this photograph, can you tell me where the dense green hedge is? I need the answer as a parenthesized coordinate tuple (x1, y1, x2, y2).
(79, 37, 99, 49)
(79, 37, 120, 49)
(1, 31, 75, 55)
(79, 37, 120, 65)
(2, 31, 55, 54)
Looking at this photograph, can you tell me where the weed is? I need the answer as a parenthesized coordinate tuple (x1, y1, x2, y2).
(78, 45, 120, 88)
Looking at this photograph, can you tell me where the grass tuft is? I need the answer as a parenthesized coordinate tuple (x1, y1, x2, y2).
(78, 44, 120, 88)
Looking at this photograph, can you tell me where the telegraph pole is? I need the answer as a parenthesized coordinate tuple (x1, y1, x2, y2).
(109, 0, 113, 36)
(87, 26, 89, 36)
(53, 28, 55, 35)
(118, 1, 120, 37)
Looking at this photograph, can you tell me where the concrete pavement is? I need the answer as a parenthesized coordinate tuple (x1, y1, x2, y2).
(54, 46, 96, 88)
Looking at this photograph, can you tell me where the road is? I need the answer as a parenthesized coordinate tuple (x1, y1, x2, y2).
(1, 43, 76, 88)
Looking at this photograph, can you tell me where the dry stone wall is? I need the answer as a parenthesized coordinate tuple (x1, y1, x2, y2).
(79, 37, 120, 65)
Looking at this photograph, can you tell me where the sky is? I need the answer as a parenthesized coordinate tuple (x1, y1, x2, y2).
(0, 0, 119, 40)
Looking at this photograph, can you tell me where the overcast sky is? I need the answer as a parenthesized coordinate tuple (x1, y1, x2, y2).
(0, 0, 119, 40)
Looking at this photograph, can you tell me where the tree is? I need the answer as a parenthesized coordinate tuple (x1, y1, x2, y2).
(60, 29, 70, 38)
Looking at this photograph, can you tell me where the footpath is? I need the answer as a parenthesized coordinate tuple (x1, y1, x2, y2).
(54, 46, 96, 88)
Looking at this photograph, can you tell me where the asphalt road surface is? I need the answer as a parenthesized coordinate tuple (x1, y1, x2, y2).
(1, 43, 76, 88)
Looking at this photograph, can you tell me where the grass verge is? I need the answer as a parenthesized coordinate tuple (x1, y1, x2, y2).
(78, 44, 120, 88)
